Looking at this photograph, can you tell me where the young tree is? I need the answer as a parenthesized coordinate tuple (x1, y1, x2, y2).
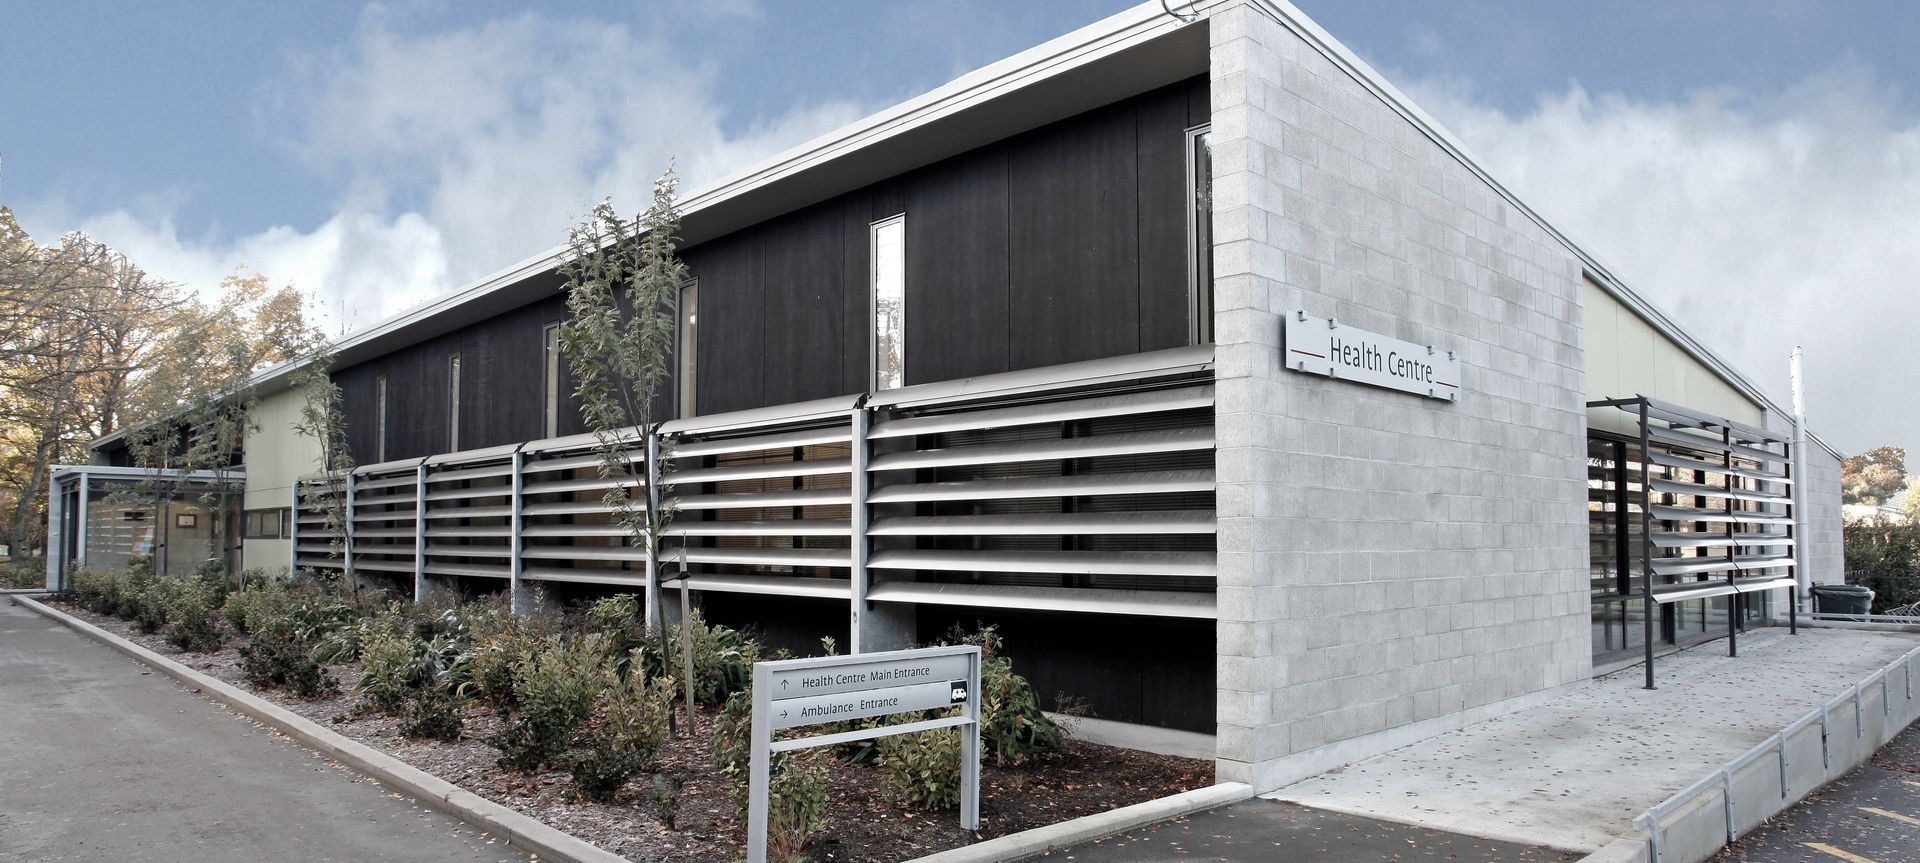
(290, 339, 357, 583)
(557, 168, 689, 725)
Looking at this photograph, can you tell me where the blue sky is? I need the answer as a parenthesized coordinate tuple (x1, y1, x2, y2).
(3, 1, 1917, 454)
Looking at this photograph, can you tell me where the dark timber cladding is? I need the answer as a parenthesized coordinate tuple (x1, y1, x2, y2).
(331, 75, 1209, 461)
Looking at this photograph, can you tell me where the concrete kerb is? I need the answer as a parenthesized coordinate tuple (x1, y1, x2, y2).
(902, 782, 1255, 863)
(11, 595, 632, 863)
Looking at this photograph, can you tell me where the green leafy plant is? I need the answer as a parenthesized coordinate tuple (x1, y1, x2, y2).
(239, 631, 337, 698)
(356, 629, 422, 713)
(944, 625, 1062, 764)
(399, 687, 464, 742)
(878, 721, 964, 810)
(766, 748, 832, 862)
(491, 632, 616, 771)
(160, 578, 224, 653)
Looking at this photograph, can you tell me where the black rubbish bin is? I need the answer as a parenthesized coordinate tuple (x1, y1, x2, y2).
(1810, 583, 1875, 616)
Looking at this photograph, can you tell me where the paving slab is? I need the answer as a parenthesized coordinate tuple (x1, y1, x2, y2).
(1037, 798, 1578, 862)
(1269, 627, 1920, 852)
(0, 600, 521, 863)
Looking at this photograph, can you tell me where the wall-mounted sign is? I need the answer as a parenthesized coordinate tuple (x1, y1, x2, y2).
(1283, 311, 1460, 402)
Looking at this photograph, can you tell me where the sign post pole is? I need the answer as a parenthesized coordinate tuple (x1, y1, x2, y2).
(747, 661, 772, 863)
(744, 645, 982, 861)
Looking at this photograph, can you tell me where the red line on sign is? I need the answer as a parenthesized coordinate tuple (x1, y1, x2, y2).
(1290, 349, 1326, 359)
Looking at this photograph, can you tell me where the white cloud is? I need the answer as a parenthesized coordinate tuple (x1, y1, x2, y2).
(1405, 64, 1920, 457)
(31, 5, 866, 330)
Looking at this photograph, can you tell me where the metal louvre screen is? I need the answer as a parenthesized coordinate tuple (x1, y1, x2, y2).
(519, 437, 646, 586)
(865, 381, 1216, 618)
(660, 420, 855, 599)
(293, 475, 346, 570)
(350, 466, 421, 575)
(420, 454, 514, 580)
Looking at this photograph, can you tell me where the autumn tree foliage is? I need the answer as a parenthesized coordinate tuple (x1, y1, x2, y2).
(1842, 445, 1910, 506)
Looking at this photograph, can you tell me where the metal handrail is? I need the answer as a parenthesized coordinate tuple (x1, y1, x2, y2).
(1631, 644, 1920, 863)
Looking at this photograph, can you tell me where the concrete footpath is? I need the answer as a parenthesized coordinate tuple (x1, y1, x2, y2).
(0, 600, 520, 863)
(1269, 628, 1920, 852)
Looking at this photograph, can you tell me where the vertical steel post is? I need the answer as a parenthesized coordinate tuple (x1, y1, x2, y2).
(961, 649, 982, 831)
(1724, 426, 1737, 658)
(413, 464, 428, 602)
(343, 470, 357, 581)
(1641, 400, 1657, 690)
(1789, 347, 1810, 611)
(645, 431, 662, 633)
(75, 472, 91, 570)
(509, 448, 526, 614)
(44, 474, 63, 589)
(746, 662, 772, 863)
(848, 406, 871, 654)
(287, 481, 299, 573)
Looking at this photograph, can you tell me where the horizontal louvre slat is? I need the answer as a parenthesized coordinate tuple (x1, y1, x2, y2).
(666, 458, 851, 486)
(521, 546, 643, 562)
(669, 426, 850, 458)
(424, 486, 511, 503)
(353, 475, 418, 492)
(295, 557, 344, 569)
(665, 574, 852, 599)
(423, 562, 508, 578)
(1649, 581, 1736, 604)
(424, 544, 511, 558)
(867, 385, 1213, 439)
(1650, 532, 1795, 549)
(1646, 449, 1791, 485)
(425, 527, 510, 538)
(868, 549, 1214, 577)
(1735, 555, 1795, 572)
(869, 510, 1214, 536)
(350, 559, 415, 574)
(1647, 478, 1792, 505)
(674, 547, 850, 568)
(676, 488, 850, 510)
(353, 528, 416, 538)
(423, 506, 513, 519)
(868, 428, 1212, 472)
(1650, 505, 1794, 526)
(520, 501, 616, 517)
(522, 452, 639, 475)
(865, 582, 1215, 619)
(523, 476, 644, 496)
(665, 519, 849, 537)
(351, 513, 418, 525)
(1651, 557, 1736, 577)
(427, 463, 514, 484)
(1647, 428, 1732, 455)
(522, 524, 632, 538)
(868, 470, 1213, 504)
(1733, 575, 1796, 593)
(520, 566, 646, 585)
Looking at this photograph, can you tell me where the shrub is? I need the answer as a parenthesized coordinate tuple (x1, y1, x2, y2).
(766, 749, 832, 862)
(239, 632, 337, 698)
(357, 629, 423, 713)
(649, 611, 757, 706)
(399, 687, 464, 742)
(945, 625, 1061, 764)
(567, 674, 674, 802)
(567, 746, 653, 803)
(879, 722, 964, 810)
(161, 579, 224, 653)
(465, 627, 533, 710)
(70, 569, 119, 614)
(491, 632, 616, 771)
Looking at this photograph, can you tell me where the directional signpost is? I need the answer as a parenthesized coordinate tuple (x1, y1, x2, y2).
(746, 645, 982, 863)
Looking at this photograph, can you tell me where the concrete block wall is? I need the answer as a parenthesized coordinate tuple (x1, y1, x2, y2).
(1804, 442, 1845, 585)
(1209, 0, 1591, 789)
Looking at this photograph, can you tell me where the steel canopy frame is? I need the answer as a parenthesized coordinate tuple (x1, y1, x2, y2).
(1589, 396, 1797, 689)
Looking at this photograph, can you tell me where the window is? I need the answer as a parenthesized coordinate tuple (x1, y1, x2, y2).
(243, 508, 290, 540)
(448, 353, 462, 451)
(678, 280, 698, 418)
(542, 323, 561, 438)
(1187, 125, 1214, 344)
(870, 215, 906, 390)
(374, 375, 389, 462)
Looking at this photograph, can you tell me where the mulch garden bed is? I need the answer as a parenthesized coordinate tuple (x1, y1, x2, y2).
(50, 600, 1212, 862)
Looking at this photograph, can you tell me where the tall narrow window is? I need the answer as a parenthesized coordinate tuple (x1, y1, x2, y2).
(870, 215, 906, 390)
(374, 375, 389, 462)
(447, 353, 462, 452)
(1187, 125, 1214, 344)
(678, 280, 698, 418)
(542, 323, 560, 439)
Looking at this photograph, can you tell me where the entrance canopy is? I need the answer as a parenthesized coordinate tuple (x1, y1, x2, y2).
(44, 464, 245, 590)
